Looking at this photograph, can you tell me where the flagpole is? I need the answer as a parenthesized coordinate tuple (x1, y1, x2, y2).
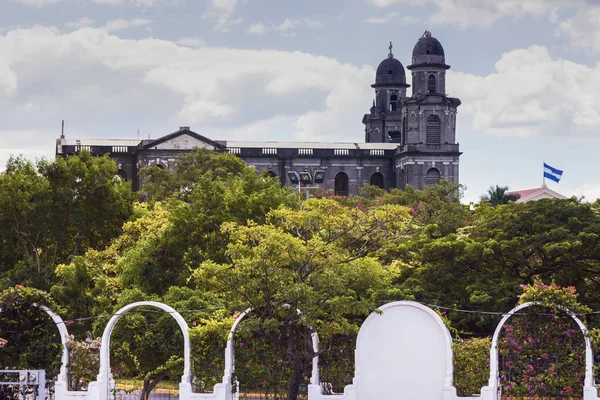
(542, 162, 546, 187)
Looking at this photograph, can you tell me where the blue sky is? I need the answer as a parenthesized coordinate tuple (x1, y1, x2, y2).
(0, 0, 599, 202)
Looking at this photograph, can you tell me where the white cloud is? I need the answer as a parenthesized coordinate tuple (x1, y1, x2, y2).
(93, 0, 123, 5)
(563, 184, 600, 202)
(15, 0, 61, 6)
(0, 26, 374, 169)
(210, 0, 237, 14)
(368, 0, 574, 29)
(101, 18, 153, 32)
(246, 23, 267, 36)
(276, 17, 323, 32)
(448, 45, 600, 137)
(0, 63, 18, 96)
(556, 5, 600, 56)
(176, 37, 205, 48)
(65, 17, 94, 30)
(365, 12, 418, 25)
(205, 0, 241, 32)
(93, 0, 175, 6)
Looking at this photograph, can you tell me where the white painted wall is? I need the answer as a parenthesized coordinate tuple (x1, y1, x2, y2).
(354, 302, 453, 400)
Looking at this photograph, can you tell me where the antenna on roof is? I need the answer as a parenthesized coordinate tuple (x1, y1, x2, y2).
(137, 129, 140, 140)
(61, 120, 65, 139)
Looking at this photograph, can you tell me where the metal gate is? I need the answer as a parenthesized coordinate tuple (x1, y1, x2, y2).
(0, 370, 46, 400)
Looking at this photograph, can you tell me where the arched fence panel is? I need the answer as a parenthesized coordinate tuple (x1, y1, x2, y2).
(481, 301, 596, 400)
(37, 299, 600, 400)
(223, 307, 320, 399)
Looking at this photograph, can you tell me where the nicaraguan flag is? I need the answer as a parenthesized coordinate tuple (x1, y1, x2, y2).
(544, 163, 563, 183)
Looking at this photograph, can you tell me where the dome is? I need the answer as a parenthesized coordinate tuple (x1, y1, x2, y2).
(372, 54, 408, 88)
(412, 36, 444, 57)
(408, 31, 450, 69)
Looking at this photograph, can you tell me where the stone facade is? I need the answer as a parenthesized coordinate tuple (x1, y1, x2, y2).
(55, 31, 461, 196)
(363, 31, 461, 190)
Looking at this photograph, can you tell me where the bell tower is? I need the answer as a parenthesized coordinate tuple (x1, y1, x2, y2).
(395, 31, 462, 190)
(363, 42, 410, 143)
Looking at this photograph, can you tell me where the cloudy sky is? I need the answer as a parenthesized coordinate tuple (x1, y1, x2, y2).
(0, 0, 599, 202)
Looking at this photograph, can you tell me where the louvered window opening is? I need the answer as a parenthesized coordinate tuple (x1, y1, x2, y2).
(425, 168, 441, 186)
(428, 74, 436, 93)
(426, 116, 441, 144)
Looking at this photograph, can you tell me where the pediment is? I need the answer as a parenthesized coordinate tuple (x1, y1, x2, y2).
(152, 133, 215, 150)
(144, 129, 225, 151)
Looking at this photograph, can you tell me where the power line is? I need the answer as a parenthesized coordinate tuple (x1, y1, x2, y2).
(54, 306, 225, 325)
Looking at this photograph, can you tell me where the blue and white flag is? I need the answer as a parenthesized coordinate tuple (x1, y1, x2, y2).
(543, 163, 563, 183)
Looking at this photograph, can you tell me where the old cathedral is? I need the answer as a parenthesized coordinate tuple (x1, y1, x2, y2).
(56, 31, 462, 196)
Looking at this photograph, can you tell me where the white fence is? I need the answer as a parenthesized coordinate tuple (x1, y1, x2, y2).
(17, 300, 600, 400)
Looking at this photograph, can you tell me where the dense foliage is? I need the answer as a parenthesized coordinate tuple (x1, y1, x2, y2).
(0, 153, 134, 290)
(3, 149, 600, 400)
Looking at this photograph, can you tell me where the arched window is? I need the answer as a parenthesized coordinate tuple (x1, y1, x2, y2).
(402, 117, 408, 145)
(425, 168, 441, 186)
(389, 92, 398, 112)
(334, 172, 349, 196)
(370, 172, 385, 189)
(428, 74, 436, 93)
(426, 115, 441, 144)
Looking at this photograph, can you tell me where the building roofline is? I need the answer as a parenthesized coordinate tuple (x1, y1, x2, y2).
(143, 128, 226, 151)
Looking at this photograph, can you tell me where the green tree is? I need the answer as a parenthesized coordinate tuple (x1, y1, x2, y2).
(139, 148, 247, 202)
(100, 287, 222, 400)
(0, 153, 133, 291)
(193, 198, 412, 400)
(393, 198, 600, 334)
(342, 181, 470, 238)
(52, 202, 175, 335)
(0, 286, 63, 374)
(0, 157, 53, 288)
(482, 185, 520, 206)
(453, 337, 491, 396)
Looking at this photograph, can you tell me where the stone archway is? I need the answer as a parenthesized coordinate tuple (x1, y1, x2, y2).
(370, 172, 385, 189)
(481, 302, 595, 400)
(425, 168, 441, 186)
(334, 172, 349, 196)
(93, 301, 191, 400)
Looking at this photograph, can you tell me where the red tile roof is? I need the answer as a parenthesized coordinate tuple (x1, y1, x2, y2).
(506, 188, 543, 198)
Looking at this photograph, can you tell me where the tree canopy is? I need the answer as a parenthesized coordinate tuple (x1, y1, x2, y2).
(4, 147, 600, 400)
(193, 198, 413, 399)
(0, 153, 134, 291)
(482, 185, 520, 206)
